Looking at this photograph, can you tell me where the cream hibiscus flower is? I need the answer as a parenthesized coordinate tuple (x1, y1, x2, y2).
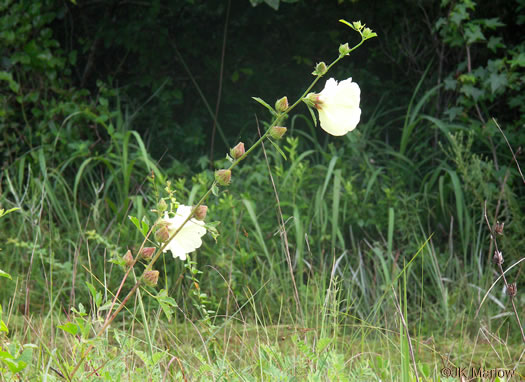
(313, 77, 361, 136)
(159, 205, 206, 260)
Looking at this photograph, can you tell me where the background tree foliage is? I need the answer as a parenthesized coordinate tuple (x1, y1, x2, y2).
(2, 0, 523, 165)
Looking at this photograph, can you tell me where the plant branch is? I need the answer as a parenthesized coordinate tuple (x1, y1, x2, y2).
(483, 201, 525, 343)
(70, 35, 368, 379)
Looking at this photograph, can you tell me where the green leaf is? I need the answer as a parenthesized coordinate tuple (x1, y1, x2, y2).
(487, 36, 505, 52)
(86, 282, 102, 308)
(134, 349, 148, 365)
(108, 257, 126, 267)
(140, 219, 149, 237)
(509, 52, 525, 68)
(0, 269, 12, 280)
(5, 358, 27, 374)
(0, 207, 20, 218)
(57, 322, 79, 336)
(458, 74, 476, 84)
(205, 221, 220, 241)
(465, 24, 485, 44)
(151, 351, 165, 365)
(155, 289, 178, 322)
(339, 19, 354, 29)
(450, 6, 469, 26)
(76, 316, 90, 339)
(0, 350, 14, 360)
(0, 71, 20, 93)
(128, 215, 149, 237)
(17, 346, 34, 366)
(97, 301, 113, 312)
(418, 361, 431, 378)
(483, 17, 505, 29)
(268, 138, 287, 160)
(71, 303, 87, 317)
(434, 17, 447, 32)
(252, 97, 276, 115)
(0, 320, 8, 334)
(444, 106, 464, 121)
(443, 78, 457, 90)
(460, 84, 484, 100)
(488, 72, 507, 93)
(316, 337, 332, 353)
(306, 104, 318, 127)
(263, 0, 279, 10)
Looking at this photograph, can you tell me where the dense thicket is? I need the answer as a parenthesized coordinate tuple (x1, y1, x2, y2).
(2, 0, 523, 167)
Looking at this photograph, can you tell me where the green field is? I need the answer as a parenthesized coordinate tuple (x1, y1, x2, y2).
(1, 0, 524, 380)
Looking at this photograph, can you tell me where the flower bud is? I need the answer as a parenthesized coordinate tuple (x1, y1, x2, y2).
(275, 96, 289, 113)
(140, 247, 155, 261)
(155, 221, 170, 242)
(230, 142, 245, 160)
(143, 270, 159, 287)
(157, 198, 168, 213)
(492, 250, 504, 265)
(339, 43, 350, 56)
(352, 21, 363, 31)
(194, 205, 208, 221)
(494, 221, 504, 235)
(302, 92, 318, 108)
(269, 126, 287, 140)
(312, 62, 327, 76)
(215, 169, 232, 186)
(362, 27, 376, 39)
(123, 250, 134, 267)
(506, 283, 517, 298)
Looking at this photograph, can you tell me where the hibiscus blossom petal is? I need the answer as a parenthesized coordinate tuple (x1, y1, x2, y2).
(316, 77, 361, 136)
(160, 205, 206, 260)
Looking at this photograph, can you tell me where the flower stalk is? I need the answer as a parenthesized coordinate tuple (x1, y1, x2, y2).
(483, 201, 525, 343)
(70, 26, 373, 379)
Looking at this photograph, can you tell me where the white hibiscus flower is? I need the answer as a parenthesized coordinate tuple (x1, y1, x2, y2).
(160, 205, 206, 261)
(314, 77, 361, 136)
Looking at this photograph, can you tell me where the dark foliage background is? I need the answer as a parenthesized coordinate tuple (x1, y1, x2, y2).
(2, 0, 523, 167)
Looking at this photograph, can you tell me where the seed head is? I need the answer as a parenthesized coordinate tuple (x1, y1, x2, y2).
(143, 270, 159, 287)
(193, 205, 208, 221)
(275, 96, 289, 113)
(506, 283, 517, 298)
(312, 62, 327, 76)
(123, 250, 134, 267)
(155, 221, 170, 242)
(230, 142, 245, 160)
(269, 126, 287, 140)
(215, 169, 232, 186)
(157, 198, 168, 213)
(339, 43, 351, 56)
(140, 247, 155, 261)
(494, 221, 504, 235)
(492, 250, 504, 265)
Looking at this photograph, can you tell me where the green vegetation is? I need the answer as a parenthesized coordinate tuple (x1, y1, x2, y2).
(1, 0, 524, 380)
